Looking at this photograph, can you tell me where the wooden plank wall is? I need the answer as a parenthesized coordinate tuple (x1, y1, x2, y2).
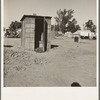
(21, 20, 25, 48)
(22, 18, 35, 50)
(46, 19, 51, 51)
(22, 17, 51, 51)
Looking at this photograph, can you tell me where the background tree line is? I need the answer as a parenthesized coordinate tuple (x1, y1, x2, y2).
(53, 9, 81, 33)
(5, 21, 21, 38)
(4, 9, 96, 38)
(84, 20, 96, 33)
(52, 8, 96, 34)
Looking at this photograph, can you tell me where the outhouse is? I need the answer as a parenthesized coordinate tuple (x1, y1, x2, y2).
(73, 31, 80, 43)
(20, 15, 52, 52)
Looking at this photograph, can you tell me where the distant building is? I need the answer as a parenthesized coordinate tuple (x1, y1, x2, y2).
(74, 30, 96, 39)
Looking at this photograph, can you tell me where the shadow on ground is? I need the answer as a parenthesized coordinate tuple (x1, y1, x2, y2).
(51, 44, 59, 48)
(4, 45, 13, 48)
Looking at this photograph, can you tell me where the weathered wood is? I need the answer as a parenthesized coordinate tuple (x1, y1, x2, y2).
(21, 15, 51, 51)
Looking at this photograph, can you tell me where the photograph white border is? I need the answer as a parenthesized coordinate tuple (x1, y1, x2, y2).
(1, 0, 99, 99)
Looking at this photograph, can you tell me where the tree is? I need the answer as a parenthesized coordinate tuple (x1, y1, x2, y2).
(85, 20, 96, 32)
(55, 24, 59, 31)
(91, 25, 96, 33)
(5, 29, 10, 37)
(9, 21, 21, 32)
(55, 9, 74, 33)
(66, 18, 81, 33)
(85, 20, 93, 30)
(55, 9, 80, 33)
(7, 21, 22, 37)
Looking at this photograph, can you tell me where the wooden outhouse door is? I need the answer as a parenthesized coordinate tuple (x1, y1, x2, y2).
(35, 18, 48, 51)
(35, 18, 44, 50)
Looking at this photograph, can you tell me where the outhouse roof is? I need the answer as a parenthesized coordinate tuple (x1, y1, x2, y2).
(20, 15, 52, 21)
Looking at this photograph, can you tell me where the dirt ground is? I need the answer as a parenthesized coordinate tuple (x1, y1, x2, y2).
(3, 36, 96, 87)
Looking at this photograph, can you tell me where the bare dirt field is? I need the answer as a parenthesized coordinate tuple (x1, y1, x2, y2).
(3, 36, 96, 87)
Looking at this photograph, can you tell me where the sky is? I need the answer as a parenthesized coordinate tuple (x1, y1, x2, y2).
(4, 0, 97, 29)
